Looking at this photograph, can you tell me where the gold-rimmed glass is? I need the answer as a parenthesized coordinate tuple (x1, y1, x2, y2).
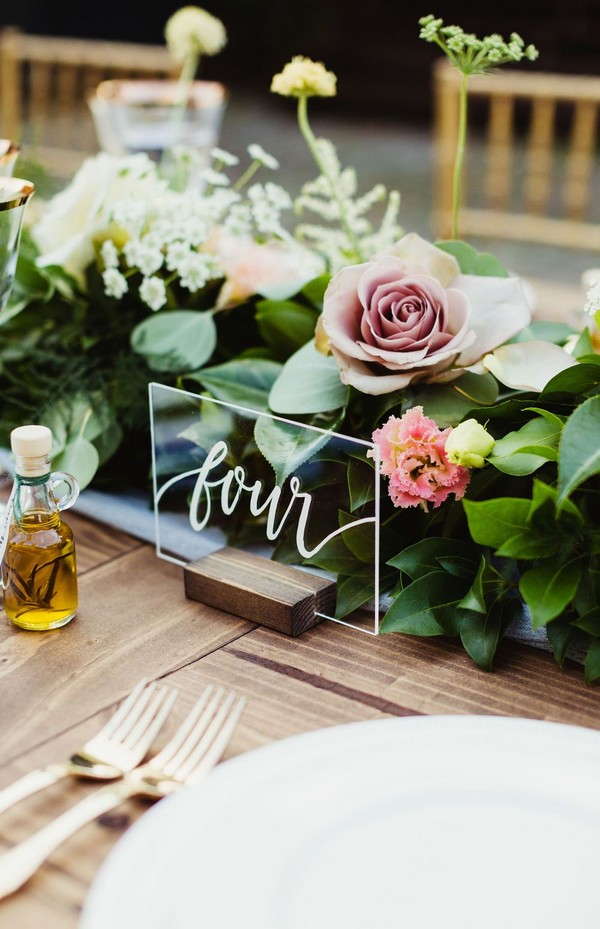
(0, 177, 35, 312)
(0, 140, 20, 178)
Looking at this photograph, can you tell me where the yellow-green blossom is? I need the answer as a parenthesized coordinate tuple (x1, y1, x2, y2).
(271, 56, 337, 98)
(165, 5, 227, 63)
(445, 419, 495, 468)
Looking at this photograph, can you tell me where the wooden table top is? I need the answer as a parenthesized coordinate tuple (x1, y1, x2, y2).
(1, 505, 599, 927)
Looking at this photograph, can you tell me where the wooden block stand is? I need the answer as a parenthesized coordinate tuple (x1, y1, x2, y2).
(184, 547, 337, 637)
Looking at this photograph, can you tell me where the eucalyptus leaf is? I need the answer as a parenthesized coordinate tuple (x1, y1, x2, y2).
(268, 341, 348, 415)
(52, 436, 99, 491)
(186, 359, 282, 412)
(411, 373, 498, 427)
(510, 321, 575, 345)
(131, 310, 217, 373)
(558, 396, 600, 505)
(254, 414, 339, 485)
(435, 239, 509, 277)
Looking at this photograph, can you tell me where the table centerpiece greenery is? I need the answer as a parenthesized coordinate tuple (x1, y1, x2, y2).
(2, 14, 600, 680)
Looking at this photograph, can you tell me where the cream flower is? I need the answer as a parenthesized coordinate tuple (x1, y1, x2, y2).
(271, 56, 337, 98)
(165, 6, 227, 62)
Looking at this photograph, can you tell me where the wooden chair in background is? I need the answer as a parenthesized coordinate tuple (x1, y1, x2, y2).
(0, 26, 178, 176)
(432, 58, 600, 252)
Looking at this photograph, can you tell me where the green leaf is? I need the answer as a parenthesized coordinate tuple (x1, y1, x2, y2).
(254, 414, 338, 485)
(186, 359, 282, 412)
(546, 617, 579, 668)
(540, 363, 600, 399)
(495, 531, 561, 559)
(435, 239, 509, 277)
(557, 396, 600, 504)
(571, 327, 594, 359)
(379, 571, 467, 637)
(131, 310, 217, 372)
(255, 299, 319, 359)
(510, 321, 575, 345)
(584, 639, 600, 685)
(529, 479, 584, 534)
(458, 557, 495, 614)
(300, 274, 330, 307)
(303, 534, 363, 575)
(572, 608, 600, 637)
(387, 537, 477, 580)
(52, 437, 100, 491)
(458, 605, 504, 671)
(488, 417, 562, 475)
(268, 341, 348, 415)
(524, 407, 566, 429)
(347, 456, 376, 511)
(435, 555, 478, 579)
(335, 571, 374, 618)
(412, 373, 498, 428)
(519, 559, 583, 628)
(463, 498, 531, 549)
(179, 399, 234, 453)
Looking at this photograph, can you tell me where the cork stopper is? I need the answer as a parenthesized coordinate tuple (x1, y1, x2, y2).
(10, 425, 52, 477)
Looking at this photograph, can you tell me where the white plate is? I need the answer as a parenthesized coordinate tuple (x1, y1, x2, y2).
(81, 715, 600, 929)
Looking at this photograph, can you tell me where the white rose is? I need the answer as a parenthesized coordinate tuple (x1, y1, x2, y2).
(31, 153, 161, 287)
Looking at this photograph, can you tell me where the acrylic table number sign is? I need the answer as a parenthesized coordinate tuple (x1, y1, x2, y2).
(149, 383, 382, 636)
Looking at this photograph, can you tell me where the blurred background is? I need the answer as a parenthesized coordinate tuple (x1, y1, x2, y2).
(1, 0, 599, 288)
(4, 1, 600, 119)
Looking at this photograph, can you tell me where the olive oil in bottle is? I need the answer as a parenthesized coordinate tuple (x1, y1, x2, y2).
(1, 425, 79, 631)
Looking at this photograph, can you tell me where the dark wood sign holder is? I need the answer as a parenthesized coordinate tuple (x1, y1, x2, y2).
(184, 547, 337, 637)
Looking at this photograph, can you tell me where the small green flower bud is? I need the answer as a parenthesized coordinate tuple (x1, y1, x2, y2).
(445, 419, 495, 469)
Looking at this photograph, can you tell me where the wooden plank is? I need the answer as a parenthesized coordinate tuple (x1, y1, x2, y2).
(184, 547, 335, 636)
(0, 545, 254, 764)
(225, 623, 600, 730)
(0, 647, 390, 927)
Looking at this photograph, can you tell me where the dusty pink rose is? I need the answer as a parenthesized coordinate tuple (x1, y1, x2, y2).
(321, 233, 531, 395)
(370, 406, 470, 510)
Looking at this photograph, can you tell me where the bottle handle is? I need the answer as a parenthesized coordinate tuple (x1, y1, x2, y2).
(49, 471, 80, 512)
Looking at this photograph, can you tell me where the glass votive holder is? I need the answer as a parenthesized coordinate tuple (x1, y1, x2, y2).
(0, 141, 20, 178)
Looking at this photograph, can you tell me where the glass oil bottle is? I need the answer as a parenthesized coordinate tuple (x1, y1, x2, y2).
(1, 425, 79, 630)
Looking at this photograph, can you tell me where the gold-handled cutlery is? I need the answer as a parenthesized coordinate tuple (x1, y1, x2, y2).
(0, 684, 246, 899)
(0, 678, 177, 816)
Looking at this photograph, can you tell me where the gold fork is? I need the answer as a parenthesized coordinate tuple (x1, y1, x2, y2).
(0, 678, 177, 816)
(0, 684, 246, 899)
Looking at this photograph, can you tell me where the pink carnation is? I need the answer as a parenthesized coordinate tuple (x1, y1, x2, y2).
(370, 406, 470, 510)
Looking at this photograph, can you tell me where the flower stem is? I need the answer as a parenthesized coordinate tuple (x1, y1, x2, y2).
(296, 94, 363, 257)
(452, 71, 469, 240)
(232, 160, 260, 193)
